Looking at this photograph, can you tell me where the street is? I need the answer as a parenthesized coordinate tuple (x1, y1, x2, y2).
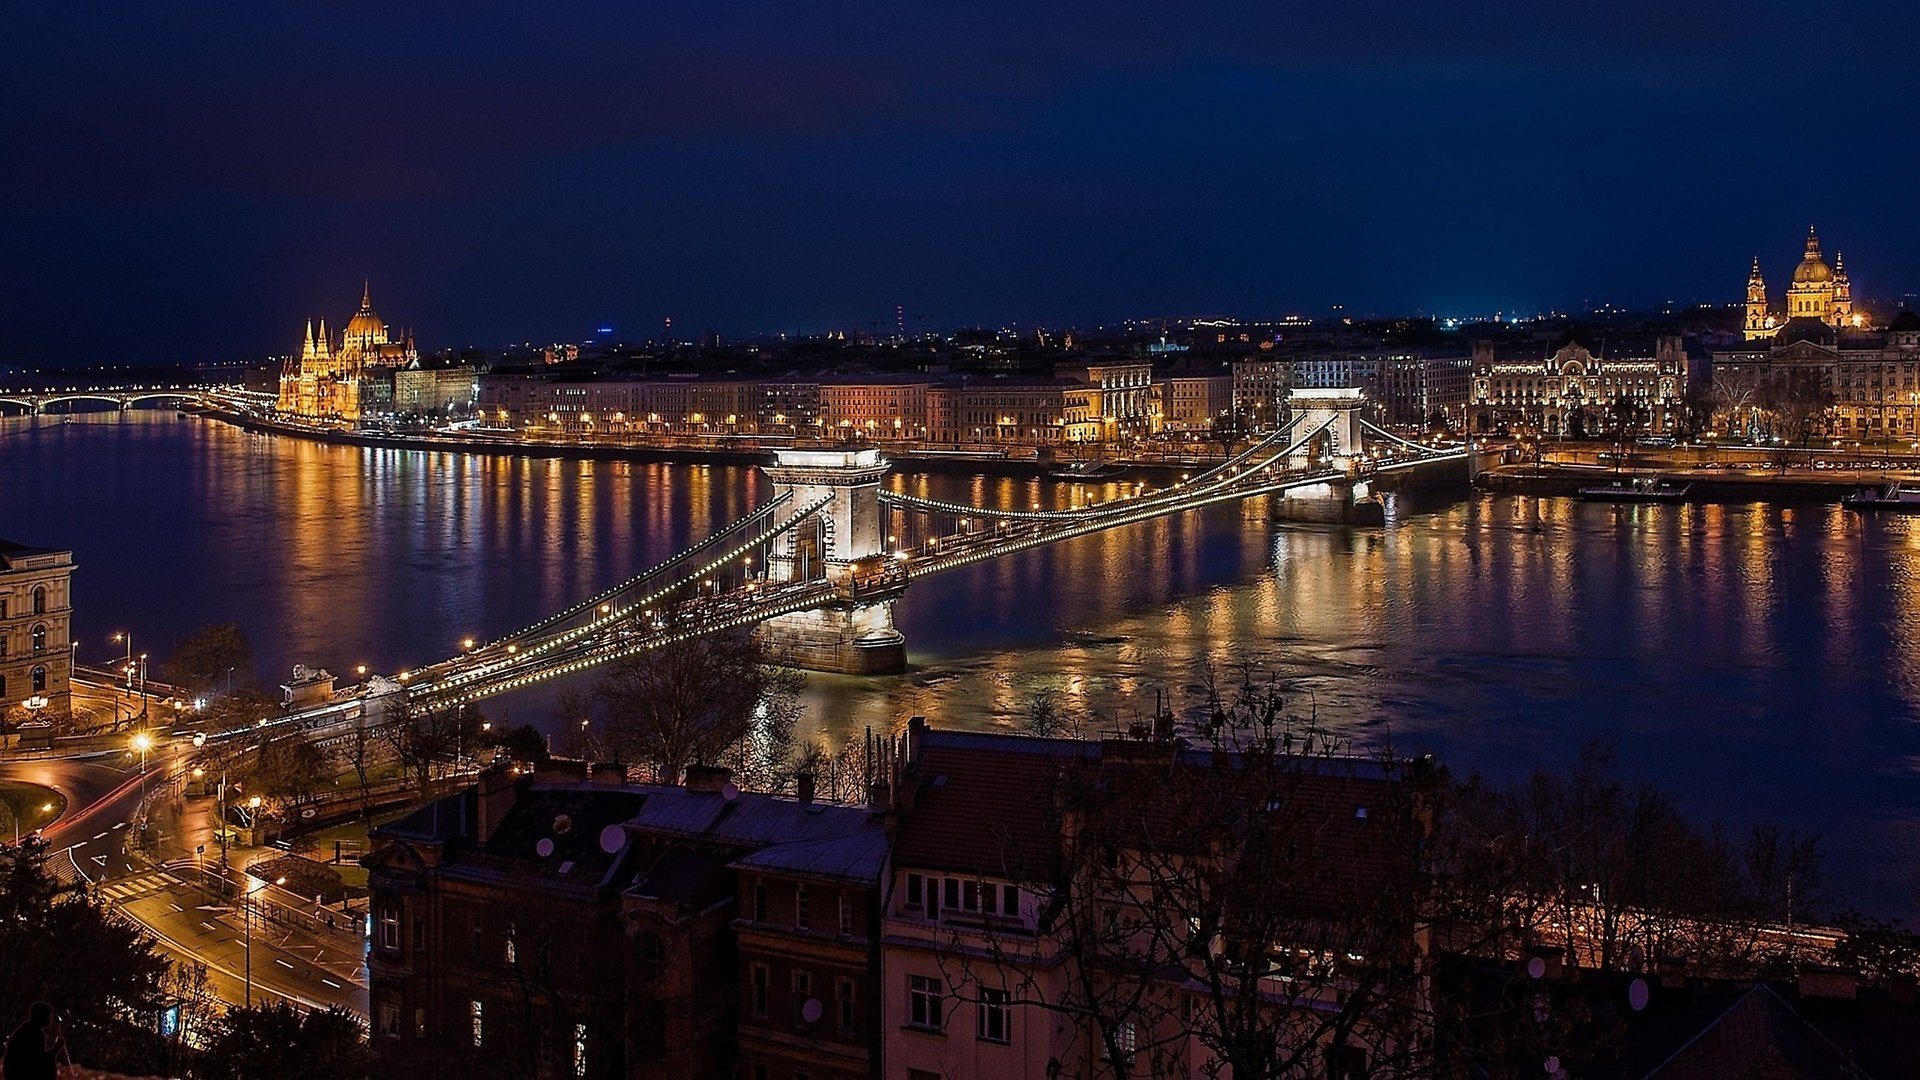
(2, 751, 371, 1018)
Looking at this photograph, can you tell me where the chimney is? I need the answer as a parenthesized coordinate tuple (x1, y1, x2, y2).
(685, 764, 732, 793)
(906, 715, 927, 767)
(591, 762, 628, 786)
(795, 771, 816, 805)
(474, 762, 521, 845)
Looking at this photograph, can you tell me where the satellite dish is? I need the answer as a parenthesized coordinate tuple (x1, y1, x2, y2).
(721, 782, 740, 802)
(1526, 956, 1547, 980)
(1628, 978, 1650, 1012)
(599, 824, 627, 855)
(552, 814, 572, 834)
(800, 998, 823, 1025)
(535, 837, 556, 858)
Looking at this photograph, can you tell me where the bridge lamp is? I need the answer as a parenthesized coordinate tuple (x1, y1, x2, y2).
(462, 637, 476, 650)
(356, 664, 367, 677)
(506, 644, 518, 654)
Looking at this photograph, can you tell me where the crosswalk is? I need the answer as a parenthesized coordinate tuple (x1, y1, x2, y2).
(94, 870, 184, 904)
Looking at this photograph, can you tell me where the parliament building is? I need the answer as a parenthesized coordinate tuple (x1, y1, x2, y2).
(277, 283, 418, 423)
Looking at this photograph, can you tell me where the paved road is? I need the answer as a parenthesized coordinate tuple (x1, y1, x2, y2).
(4, 749, 372, 1018)
(1, 757, 155, 880)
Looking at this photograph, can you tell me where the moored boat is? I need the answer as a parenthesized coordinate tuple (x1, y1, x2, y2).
(1578, 476, 1692, 503)
(1842, 483, 1920, 512)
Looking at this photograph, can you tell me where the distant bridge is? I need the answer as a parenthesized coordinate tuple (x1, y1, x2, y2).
(0, 384, 259, 414)
(215, 388, 1467, 742)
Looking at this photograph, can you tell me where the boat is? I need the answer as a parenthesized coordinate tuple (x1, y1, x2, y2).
(1048, 460, 1124, 481)
(1842, 483, 1920, 512)
(1577, 476, 1692, 503)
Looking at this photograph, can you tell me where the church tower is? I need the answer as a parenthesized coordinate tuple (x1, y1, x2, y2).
(1743, 257, 1772, 340)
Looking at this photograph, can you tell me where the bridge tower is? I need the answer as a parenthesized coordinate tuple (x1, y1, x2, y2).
(1285, 388, 1367, 469)
(1276, 388, 1385, 524)
(756, 448, 908, 675)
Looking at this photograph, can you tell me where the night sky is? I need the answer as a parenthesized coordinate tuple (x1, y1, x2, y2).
(5, 1, 1918, 366)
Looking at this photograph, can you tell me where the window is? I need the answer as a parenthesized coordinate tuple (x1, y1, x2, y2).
(943, 878, 960, 910)
(413, 1008, 425, 1037)
(791, 968, 812, 1001)
(468, 999, 484, 1048)
(750, 963, 770, 1018)
(32, 587, 45, 615)
(835, 977, 856, 1033)
(572, 1023, 588, 1078)
(0, 634, 8, 657)
(376, 1001, 400, 1039)
(636, 930, 665, 963)
(906, 873, 923, 907)
(31, 624, 45, 653)
(753, 880, 768, 922)
(795, 885, 810, 930)
(908, 975, 943, 1030)
(377, 908, 400, 951)
(839, 892, 854, 937)
(977, 988, 1011, 1043)
(504, 928, 516, 967)
(1002, 884, 1020, 917)
(412, 917, 425, 954)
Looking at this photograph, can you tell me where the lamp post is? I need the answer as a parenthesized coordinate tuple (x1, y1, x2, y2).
(243, 873, 287, 1008)
(138, 654, 149, 720)
(130, 731, 152, 774)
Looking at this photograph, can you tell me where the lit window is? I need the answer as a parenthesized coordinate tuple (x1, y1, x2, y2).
(572, 1023, 587, 1077)
(378, 909, 400, 951)
(468, 999, 483, 1048)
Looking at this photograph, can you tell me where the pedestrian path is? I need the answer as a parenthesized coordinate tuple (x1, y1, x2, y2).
(94, 869, 183, 904)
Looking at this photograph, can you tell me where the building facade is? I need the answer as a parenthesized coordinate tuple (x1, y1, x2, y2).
(1156, 373, 1234, 432)
(277, 283, 419, 423)
(1470, 336, 1689, 437)
(1710, 312, 1920, 443)
(0, 540, 74, 724)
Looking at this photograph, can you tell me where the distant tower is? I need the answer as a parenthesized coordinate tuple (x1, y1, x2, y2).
(1832, 251, 1854, 326)
(1743, 257, 1771, 340)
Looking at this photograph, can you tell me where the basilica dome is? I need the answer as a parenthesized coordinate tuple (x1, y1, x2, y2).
(1793, 254, 1834, 284)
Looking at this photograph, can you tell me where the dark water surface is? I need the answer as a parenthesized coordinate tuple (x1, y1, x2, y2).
(4, 412, 1916, 915)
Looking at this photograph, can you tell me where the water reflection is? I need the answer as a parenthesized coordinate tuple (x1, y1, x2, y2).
(0, 412, 1915, 915)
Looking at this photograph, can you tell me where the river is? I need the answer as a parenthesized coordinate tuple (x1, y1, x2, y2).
(3, 411, 1916, 916)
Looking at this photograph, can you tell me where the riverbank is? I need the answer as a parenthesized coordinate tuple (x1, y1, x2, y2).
(202, 408, 1205, 480)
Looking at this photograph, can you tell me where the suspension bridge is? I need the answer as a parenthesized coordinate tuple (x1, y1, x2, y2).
(216, 388, 1465, 740)
(0, 385, 255, 414)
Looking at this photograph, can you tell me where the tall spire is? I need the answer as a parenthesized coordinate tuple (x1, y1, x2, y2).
(361, 279, 372, 311)
(1806, 224, 1821, 257)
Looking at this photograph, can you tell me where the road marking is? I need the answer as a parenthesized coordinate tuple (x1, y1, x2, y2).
(112, 822, 127, 830)
(168, 903, 183, 913)
(200, 921, 218, 932)
(320, 978, 341, 989)
(274, 959, 295, 970)
(91, 832, 108, 840)
(90, 855, 107, 866)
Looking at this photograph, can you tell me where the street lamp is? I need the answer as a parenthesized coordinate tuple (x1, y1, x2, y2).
(243, 874, 288, 1008)
(130, 731, 152, 773)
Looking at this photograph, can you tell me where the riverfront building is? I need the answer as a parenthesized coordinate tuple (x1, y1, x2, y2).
(1470, 335, 1691, 437)
(277, 283, 419, 423)
(0, 539, 74, 724)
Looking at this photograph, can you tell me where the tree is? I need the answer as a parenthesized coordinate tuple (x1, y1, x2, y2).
(377, 696, 485, 796)
(163, 623, 255, 694)
(1757, 367, 1835, 447)
(196, 1002, 369, 1080)
(592, 629, 804, 785)
(243, 733, 328, 817)
(195, 688, 278, 733)
(0, 836, 172, 1073)
(495, 722, 552, 766)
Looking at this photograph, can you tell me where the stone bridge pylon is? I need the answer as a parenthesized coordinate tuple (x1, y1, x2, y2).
(755, 448, 909, 675)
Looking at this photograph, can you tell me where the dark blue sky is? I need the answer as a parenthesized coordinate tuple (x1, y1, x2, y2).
(5, 1, 1917, 365)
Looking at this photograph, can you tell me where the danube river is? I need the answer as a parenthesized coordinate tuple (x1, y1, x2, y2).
(6, 412, 1919, 916)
